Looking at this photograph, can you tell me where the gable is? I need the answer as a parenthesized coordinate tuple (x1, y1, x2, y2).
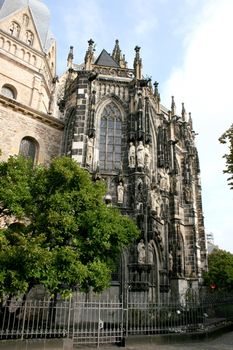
(95, 49, 120, 68)
(0, 7, 43, 52)
(0, 0, 54, 52)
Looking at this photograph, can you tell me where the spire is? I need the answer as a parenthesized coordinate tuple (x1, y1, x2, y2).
(153, 81, 160, 113)
(67, 46, 73, 69)
(134, 46, 142, 80)
(112, 39, 121, 64)
(188, 112, 193, 129)
(171, 96, 176, 116)
(181, 102, 186, 121)
(85, 38, 95, 71)
(112, 39, 127, 68)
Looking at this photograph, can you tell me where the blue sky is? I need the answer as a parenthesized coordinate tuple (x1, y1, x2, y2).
(44, 0, 233, 253)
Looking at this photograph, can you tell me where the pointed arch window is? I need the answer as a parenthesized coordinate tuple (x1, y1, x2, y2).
(19, 137, 38, 163)
(99, 103, 122, 171)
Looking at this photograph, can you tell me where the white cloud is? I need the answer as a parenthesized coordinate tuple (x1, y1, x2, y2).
(161, 0, 233, 252)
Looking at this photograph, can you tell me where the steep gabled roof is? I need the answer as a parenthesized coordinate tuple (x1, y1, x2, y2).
(94, 49, 119, 68)
(0, 0, 54, 52)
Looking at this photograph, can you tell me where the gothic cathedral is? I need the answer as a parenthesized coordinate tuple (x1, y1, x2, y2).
(0, 0, 207, 301)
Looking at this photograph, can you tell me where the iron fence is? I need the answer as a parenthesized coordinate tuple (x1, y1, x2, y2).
(0, 291, 233, 346)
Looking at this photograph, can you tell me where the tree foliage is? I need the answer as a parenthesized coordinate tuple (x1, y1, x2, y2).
(0, 156, 139, 298)
(204, 249, 233, 292)
(219, 123, 233, 189)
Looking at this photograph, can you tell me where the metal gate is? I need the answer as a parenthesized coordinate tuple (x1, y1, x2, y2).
(71, 297, 124, 347)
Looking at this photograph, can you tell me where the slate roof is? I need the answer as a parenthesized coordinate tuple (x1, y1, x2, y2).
(95, 49, 120, 68)
(0, 0, 54, 52)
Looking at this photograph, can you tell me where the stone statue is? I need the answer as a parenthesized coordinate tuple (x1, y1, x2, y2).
(184, 185, 192, 203)
(117, 181, 124, 203)
(148, 240, 154, 264)
(137, 141, 145, 167)
(159, 168, 169, 192)
(86, 137, 93, 165)
(128, 142, 136, 168)
(144, 144, 151, 169)
(150, 188, 162, 217)
(137, 239, 145, 264)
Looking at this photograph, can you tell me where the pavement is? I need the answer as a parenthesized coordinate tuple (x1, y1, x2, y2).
(125, 331, 233, 349)
(0, 331, 233, 350)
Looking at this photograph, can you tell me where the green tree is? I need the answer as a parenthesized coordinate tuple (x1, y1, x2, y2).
(219, 123, 233, 189)
(204, 249, 233, 292)
(0, 156, 139, 299)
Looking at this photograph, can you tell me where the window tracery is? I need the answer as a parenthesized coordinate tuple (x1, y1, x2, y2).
(99, 103, 122, 171)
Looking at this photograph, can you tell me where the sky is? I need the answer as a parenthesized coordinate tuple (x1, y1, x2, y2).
(44, 0, 233, 253)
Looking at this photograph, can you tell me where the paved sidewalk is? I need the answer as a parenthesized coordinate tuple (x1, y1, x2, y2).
(0, 331, 233, 350)
(125, 331, 233, 350)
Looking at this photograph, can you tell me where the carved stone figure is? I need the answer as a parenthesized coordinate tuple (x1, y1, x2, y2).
(137, 141, 145, 167)
(86, 137, 93, 165)
(117, 181, 124, 203)
(128, 142, 136, 168)
(184, 185, 192, 203)
(151, 188, 162, 217)
(159, 168, 170, 192)
(144, 144, 151, 169)
(137, 239, 145, 264)
(148, 240, 154, 264)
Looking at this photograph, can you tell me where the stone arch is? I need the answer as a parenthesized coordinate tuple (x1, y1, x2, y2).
(19, 136, 39, 164)
(1, 84, 17, 99)
(5, 40, 11, 51)
(148, 239, 161, 302)
(0, 36, 5, 48)
(95, 96, 126, 172)
(12, 43, 17, 55)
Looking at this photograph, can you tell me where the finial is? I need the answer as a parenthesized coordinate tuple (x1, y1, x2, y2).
(134, 45, 142, 80)
(88, 38, 94, 47)
(188, 112, 193, 129)
(112, 39, 122, 65)
(153, 81, 159, 96)
(171, 96, 176, 116)
(85, 39, 95, 70)
(67, 46, 74, 68)
(181, 102, 186, 121)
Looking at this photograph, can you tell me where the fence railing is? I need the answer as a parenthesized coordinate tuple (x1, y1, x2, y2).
(0, 292, 233, 346)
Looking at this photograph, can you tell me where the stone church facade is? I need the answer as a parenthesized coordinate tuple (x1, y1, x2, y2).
(0, 0, 207, 301)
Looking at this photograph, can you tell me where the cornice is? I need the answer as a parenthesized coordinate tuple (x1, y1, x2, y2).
(0, 95, 64, 130)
